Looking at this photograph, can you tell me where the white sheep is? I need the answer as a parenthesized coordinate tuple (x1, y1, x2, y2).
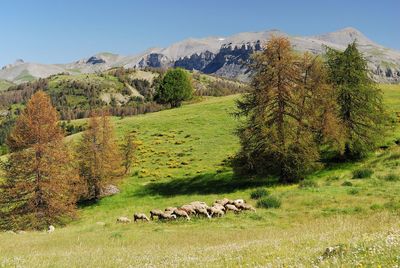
(212, 203, 226, 212)
(215, 198, 231, 206)
(48, 225, 55, 233)
(117, 217, 132, 223)
(165, 207, 178, 212)
(195, 207, 211, 218)
(209, 207, 225, 217)
(233, 199, 246, 205)
(225, 204, 240, 214)
(190, 201, 209, 209)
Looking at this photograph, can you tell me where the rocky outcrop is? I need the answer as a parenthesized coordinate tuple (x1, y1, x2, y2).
(86, 56, 106, 65)
(172, 41, 262, 81)
(138, 53, 171, 68)
(174, 50, 215, 71)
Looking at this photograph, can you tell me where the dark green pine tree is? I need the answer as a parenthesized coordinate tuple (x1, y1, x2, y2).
(326, 42, 386, 159)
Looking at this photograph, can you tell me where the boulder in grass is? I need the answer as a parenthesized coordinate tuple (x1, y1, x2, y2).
(100, 185, 120, 197)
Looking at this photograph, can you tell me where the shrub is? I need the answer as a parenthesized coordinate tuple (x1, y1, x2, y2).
(347, 188, 359, 195)
(256, 196, 281, 209)
(342, 181, 353, 187)
(352, 168, 373, 179)
(383, 173, 399, 181)
(250, 188, 269, 199)
(298, 179, 318, 189)
(326, 175, 340, 182)
(370, 204, 383, 210)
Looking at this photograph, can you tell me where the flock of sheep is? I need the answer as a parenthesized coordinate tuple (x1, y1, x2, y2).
(117, 198, 256, 223)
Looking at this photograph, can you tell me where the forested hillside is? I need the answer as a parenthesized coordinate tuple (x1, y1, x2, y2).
(0, 68, 248, 154)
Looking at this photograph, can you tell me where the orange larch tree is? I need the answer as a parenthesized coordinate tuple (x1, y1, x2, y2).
(0, 91, 79, 230)
(76, 111, 123, 201)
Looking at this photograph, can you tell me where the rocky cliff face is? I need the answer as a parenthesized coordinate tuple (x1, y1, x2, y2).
(1, 28, 399, 84)
(136, 28, 400, 83)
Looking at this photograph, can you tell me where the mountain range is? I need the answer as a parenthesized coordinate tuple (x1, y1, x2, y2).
(1, 27, 399, 85)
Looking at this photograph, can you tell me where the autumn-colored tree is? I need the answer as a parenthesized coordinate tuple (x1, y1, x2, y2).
(76, 111, 123, 201)
(235, 37, 341, 182)
(120, 132, 136, 175)
(0, 91, 78, 230)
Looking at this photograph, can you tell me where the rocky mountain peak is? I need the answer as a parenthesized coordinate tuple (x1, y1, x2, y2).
(1, 27, 399, 84)
(1, 59, 25, 70)
(312, 27, 374, 46)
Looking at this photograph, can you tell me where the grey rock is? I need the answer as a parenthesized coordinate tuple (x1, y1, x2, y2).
(100, 184, 120, 197)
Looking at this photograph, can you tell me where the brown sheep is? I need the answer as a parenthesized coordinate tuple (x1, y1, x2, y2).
(180, 204, 196, 215)
(236, 203, 256, 212)
(158, 213, 177, 221)
(133, 213, 150, 222)
(173, 209, 191, 221)
(150, 209, 164, 220)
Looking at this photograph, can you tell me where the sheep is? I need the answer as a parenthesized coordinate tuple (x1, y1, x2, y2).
(209, 207, 225, 217)
(165, 207, 178, 212)
(191, 202, 209, 211)
(233, 199, 246, 205)
(215, 198, 230, 206)
(134, 213, 150, 222)
(212, 203, 226, 212)
(225, 204, 240, 214)
(163, 210, 175, 216)
(172, 209, 191, 221)
(47, 225, 55, 233)
(150, 209, 164, 220)
(180, 204, 196, 215)
(235, 203, 256, 212)
(195, 207, 211, 218)
(190, 201, 209, 210)
(117, 217, 131, 223)
(158, 213, 177, 221)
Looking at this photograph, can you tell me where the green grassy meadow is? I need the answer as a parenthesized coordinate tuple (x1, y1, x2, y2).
(1, 85, 400, 267)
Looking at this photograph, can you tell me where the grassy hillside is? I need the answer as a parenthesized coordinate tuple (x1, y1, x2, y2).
(0, 79, 14, 91)
(1, 85, 400, 267)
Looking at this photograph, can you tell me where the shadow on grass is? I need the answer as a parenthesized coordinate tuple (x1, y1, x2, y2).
(77, 198, 101, 209)
(135, 171, 277, 197)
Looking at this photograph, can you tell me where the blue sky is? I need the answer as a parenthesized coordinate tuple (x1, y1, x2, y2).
(1, 0, 399, 66)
